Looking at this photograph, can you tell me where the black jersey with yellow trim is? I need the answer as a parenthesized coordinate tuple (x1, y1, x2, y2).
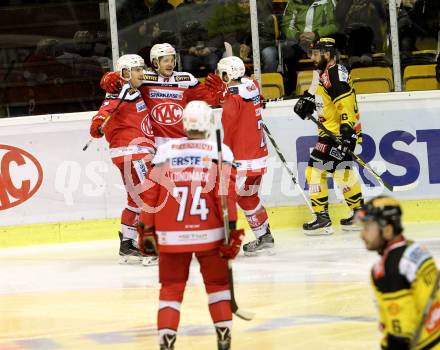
(371, 241, 440, 350)
(315, 64, 362, 141)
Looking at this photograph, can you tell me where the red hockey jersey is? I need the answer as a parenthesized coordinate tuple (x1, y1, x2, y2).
(91, 84, 155, 164)
(139, 70, 218, 146)
(140, 138, 237, 253)
(222, 78, 268, 175)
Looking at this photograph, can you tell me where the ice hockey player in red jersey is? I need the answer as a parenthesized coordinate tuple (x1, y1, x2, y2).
(100, 43, 221, 147)
(205, 56, 275, 256)
(89, 54, 156, 265)
(138, 101, 245, 350)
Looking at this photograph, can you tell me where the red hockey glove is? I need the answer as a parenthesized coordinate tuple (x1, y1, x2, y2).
(100, 71, 123, 94)
(219, 229, 245, 260)
(205, 73, 230, 101)
(90, 115, 105, 138)
(138, 222, 158, 256)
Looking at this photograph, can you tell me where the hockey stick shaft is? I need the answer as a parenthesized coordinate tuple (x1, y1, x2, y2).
(83, 89, 129, 151)
(306, 114, 395, 192)
(410, 271, 440, 350)
(262, 123, 314, 214)
(216, 129, 255, 322)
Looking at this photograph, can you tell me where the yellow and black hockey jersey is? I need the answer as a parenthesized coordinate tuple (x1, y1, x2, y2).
(315, 64, 362, 141)
(371, 239, 440, 350)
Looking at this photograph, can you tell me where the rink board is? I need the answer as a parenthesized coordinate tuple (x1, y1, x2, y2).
(0, 90, 439, 246)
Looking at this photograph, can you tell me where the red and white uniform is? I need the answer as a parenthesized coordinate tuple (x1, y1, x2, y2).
(222, 78, 270, 238)
(90, 83, 155, 240)
(140, 70, 219, 146)
(140, 138, 236, 344)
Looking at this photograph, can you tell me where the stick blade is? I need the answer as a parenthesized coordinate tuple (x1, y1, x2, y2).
(234, 308, 255, 321)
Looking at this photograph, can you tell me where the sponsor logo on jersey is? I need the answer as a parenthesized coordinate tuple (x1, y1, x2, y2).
(246, 83, 256, 92)
(338, 65, 349, 83)
(329, 147, 343, 160)
(136, 100, 147, 112)
(149, 89, 183, 100)
(141, 115, 154, 137)
(0, 145, 43, 210)
(229, 86, 239, 95)
(151, 102, 183, 125)
(144, 74, 158, 81)
(174, 75, 191, 82)
(170, 155, 212, 168)
(426, 302, 440, 333)
(321, 71, 331, 89)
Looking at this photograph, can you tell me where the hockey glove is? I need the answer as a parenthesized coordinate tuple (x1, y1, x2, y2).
(100, 71, 123, 94)
(90, 115, 105, 138)
(294, 91, 316, 120)
(336, 138, 352, 159)
(219, 229, 245, 260)
(205, 73, 230, 102)
(138, 222, 158, 256)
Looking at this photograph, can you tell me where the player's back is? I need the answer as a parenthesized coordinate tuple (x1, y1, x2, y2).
(150, 138, 235, 253)
(222, 77, 268, 174)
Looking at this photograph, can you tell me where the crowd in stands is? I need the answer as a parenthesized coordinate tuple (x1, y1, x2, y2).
(0, 0, 439, 117)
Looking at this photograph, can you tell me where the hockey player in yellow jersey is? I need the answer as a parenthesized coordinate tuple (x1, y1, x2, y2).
(294, 37, 363, 235)
(358, 196, 440, 350)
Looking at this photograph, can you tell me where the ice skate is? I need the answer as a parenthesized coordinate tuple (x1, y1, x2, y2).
(216, 327, 231, 350)
(160, 333, 176, 350)
(142, 255, 158, 266)
(118, 232, 142, 264)
(303, 211, 334, 236)
(243, 231, 275, 256)
(340, 207, 362, 231)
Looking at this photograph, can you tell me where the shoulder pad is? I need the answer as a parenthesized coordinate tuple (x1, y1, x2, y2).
(118, 84, 140, 100)
(173, 72, 198, 86)
(230, 79, 261, 102)
(399, 242, 433, 283)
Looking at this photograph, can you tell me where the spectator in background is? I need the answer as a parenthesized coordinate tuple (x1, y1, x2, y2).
(178, 0, 221, 76)
(280, 0, 337, 94)
(207, 0, 278, 73)
(335, 0, 388, 68)
(398, 0, 439, 65)
(117, 0, 178, 61)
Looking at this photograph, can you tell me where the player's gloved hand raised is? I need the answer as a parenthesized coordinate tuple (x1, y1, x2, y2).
(90, 115, 105, 138)
(100, 71, 123, 94)
(294, 91, 316, 120)
(219, 229, 245, 259)
(205, 73, 230, 102)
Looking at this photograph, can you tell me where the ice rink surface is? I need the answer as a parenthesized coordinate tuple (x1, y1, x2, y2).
(1, 223, 439, 350)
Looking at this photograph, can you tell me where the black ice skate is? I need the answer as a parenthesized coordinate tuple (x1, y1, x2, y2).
(160, 334, 176, 350)
(340, 207, 362, 231)
(216, 327, 231, 350)
(243, 231, 275, 256)
(118, 232, 142, 264)
(303, 211, 334, 236)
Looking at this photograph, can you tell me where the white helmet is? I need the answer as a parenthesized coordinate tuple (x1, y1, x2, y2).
(150, 43, 176, 68)
(182, 101, 214, 137)
(116, 54, 144, 81)
(217, 56, 245, 83)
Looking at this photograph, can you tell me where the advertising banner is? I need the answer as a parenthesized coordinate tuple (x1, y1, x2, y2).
(1, 91, 439, 226)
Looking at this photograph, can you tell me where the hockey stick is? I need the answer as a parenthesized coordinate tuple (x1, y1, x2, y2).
(262, 123, 314, 214)
(82, 88, 129, 151)
(216, 129, 255, 322)
(410, 271, 440, 350)
(306, 114, 418, 192)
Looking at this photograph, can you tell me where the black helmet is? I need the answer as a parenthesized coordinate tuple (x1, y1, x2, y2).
(312, 37, 336, 55)
(358, 196, 403, 234)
